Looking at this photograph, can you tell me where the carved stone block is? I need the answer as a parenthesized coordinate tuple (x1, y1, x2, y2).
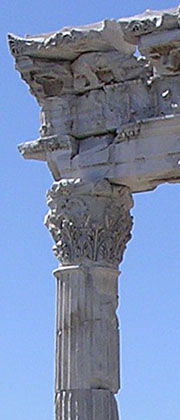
(45, 179, 133, 268)
(8, 7, 180, 420)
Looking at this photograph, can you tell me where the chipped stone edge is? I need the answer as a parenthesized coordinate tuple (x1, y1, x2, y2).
(17, 114, 180, 161)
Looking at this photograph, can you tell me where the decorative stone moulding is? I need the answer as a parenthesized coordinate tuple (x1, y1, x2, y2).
(8, 6, 180, 193)
(8, 6, 180, 420)
(44, 178, 133, 268)
(120, 7, 180, 75)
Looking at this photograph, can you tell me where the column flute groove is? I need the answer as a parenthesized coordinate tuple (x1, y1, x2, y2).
(45, 178, 133, 419)
(8, 6, 180, 419)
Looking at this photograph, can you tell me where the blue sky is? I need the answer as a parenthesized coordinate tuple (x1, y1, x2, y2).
(1, 1, 180, 419)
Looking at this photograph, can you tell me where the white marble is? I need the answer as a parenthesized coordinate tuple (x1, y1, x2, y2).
(8, 6, 180, 419)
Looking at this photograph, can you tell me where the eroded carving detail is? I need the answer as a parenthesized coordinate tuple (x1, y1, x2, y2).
(18, 135, 78, 161)
(72, 52, 149, 93)
(115, 121, 141, 142)
(45, 179, 133, 267)
(9, 7, 180, 192)
(119, 7, 180, 43)
(125, 18, 158, 37)
(8, 34, 32, 57)
(119, 7, 180, 76)
(149, 45, 180, 75)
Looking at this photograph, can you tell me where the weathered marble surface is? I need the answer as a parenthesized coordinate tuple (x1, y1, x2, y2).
(120, 7, 180, 75)
(45, 179, 133, 419)
(18, 114, 180, 192)
(8, 20, 134, 60)
(8, 6, 180, 420)
(55, 389, 119, 420)
(8, 6, 180, 192)
(45, 179, 133, 267)
(54, 266, 119, 392)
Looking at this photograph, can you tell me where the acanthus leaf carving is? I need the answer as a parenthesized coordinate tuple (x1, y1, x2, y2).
(45, 179, 133, 268)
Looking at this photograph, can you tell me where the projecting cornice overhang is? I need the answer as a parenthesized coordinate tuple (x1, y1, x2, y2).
(8, 6, 180, 193)
(8, 9, 180, 419)
(119, 7, 180, 43)
(120, 6, 180, 75)
(8, 20, 134, 61)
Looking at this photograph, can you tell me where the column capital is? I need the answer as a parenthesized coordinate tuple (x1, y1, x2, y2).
(45, 179, 133, 269)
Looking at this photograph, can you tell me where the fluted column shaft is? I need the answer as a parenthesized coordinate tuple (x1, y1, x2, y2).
(45, 179, 133, 419)
(54, 266, 119, 419)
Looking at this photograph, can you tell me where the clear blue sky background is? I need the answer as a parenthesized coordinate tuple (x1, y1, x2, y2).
(1, 1, 180, 419)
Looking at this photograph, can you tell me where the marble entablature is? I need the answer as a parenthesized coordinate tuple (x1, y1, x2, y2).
(8, 7, 180, 420)
(8, 6, 180, 192)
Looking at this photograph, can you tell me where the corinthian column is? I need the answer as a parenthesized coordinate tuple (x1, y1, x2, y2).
(45, 179, 133, 419)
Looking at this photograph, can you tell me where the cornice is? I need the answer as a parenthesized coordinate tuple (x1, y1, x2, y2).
(8, 6, 180, 192)
(8, 20, 134, 61)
